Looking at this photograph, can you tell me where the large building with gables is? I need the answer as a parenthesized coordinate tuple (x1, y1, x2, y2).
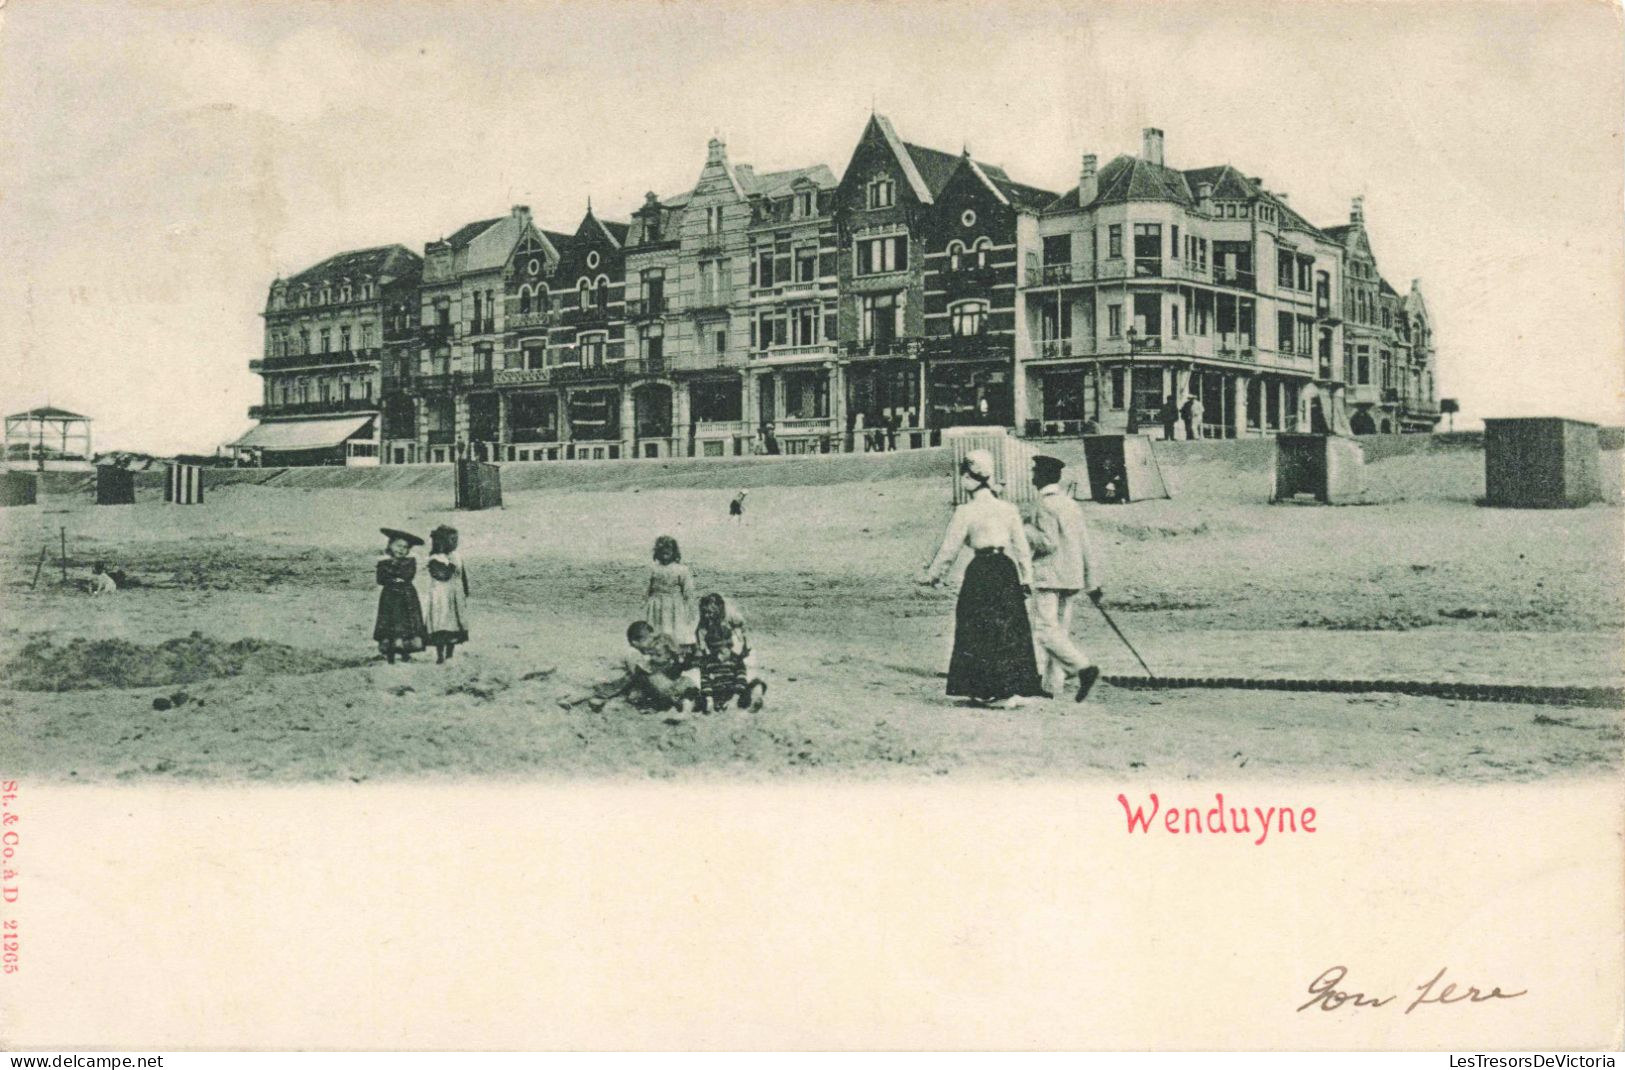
(243, 117, 1441, 465)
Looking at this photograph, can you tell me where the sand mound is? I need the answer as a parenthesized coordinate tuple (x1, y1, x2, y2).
(1, 632, 366, 692)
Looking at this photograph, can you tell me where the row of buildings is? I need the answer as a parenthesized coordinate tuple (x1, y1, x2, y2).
(236, 117, 1442, 467)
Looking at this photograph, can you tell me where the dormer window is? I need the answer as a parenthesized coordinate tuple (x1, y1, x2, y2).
(795, 190, 815, 218)
(339, 284, 352, 303)
(866, 177, 895, 210)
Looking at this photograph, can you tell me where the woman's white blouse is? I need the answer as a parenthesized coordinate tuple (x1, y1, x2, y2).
(924, 491, 1035, 585)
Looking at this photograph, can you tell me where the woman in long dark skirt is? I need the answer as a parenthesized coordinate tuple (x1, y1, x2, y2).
(375, 528, 428, 663)
(918, 449, 1045, 707)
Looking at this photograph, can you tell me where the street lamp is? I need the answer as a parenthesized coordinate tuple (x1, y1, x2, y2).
(1124, 325, 1140, 434)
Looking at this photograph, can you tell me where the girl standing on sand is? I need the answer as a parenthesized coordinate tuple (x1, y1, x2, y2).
(644, 535, 696, 650)
(374, 528, 428, 664)
(424, 525, 470, 664)
(918, 449, 1044, 708)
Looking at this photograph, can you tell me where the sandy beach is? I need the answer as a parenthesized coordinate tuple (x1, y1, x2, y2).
(2, 435, 1620, 783)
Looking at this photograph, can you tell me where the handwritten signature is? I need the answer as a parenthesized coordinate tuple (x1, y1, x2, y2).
(1298, 966, 1527, 1014)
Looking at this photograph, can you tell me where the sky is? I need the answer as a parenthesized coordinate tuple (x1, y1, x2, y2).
(0, 0, 1621, 454)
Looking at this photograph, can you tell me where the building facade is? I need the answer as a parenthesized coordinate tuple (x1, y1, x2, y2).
(1024, 129, 1349, 440)
(248, 120, 1441, 463)
(247, 245, 421, 466)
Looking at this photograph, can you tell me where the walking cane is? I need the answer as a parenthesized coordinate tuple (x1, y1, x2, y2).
(1092, 598, 1156, 680)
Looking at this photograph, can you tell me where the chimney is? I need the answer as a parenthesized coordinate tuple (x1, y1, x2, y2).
(1141, 127, 1164, 166)
(707, 137, 727, 165)
(1411, 277, 1421, 292)
(1249, 177, 1263, 189)
(1079, 153, 1099, 205)
(1351, 196, 1365, 224)
(1197, 182, 1214, 215)
(512, 204, 530, 223)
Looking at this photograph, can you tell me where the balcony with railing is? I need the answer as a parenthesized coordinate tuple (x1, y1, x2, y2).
(421, 323, 454, 344)
(687, 289, 733, 314)
(1033, 339, 1078, 361)
(924, 333, 1014, 361)
(750, 343, 839, 365)
(562, 303, 612, 328)
(842, 338, 922, 362)
(625, 296, 666, 320)
(248, 398, 378, 419)
(253, 347, 382, 373)
(506, 308, 555, 331)
(509, 425, 561, 444)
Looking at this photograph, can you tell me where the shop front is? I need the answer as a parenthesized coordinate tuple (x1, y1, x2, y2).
(567, 388, 622, 460)
(632, 382, 675, 458)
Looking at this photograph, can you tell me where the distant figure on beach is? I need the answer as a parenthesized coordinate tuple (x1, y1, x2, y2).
(1160, 394, 1179, 440)
(374, 528, 427, 664)
(919, 449, 1044, 708)
(645, 535, 696, 650)
(424, 525, 470, 664)
(1025, 455, 1103, 702)
(760, 423, 781, 455)
(729, 490, 748, 523)
(693, 593, 766, 712)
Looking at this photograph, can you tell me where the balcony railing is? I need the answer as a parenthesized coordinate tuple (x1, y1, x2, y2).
(421, 324, 454, 344)
(249, 398, 378, 419)
(695, 233, 726, 254)
(563, 304, 612, 327)
(687, 290, 732, 313)
(924, 334, 1015, 361)
(254, 348, 382, 372)
(509, 426, 561, 444)
(843, 338, 922, 361)
(506, 309, 555, 330)
(750, 343, 838, 363)
(1035, 339, 1075, 360)
(625, 297, 666, 319)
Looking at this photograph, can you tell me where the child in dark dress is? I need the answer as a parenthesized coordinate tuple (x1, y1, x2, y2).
(693, 593, 766, 712)
(374, 528, 428, 663)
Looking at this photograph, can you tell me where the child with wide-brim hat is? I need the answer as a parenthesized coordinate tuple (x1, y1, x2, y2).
(374, 528, 428, 663)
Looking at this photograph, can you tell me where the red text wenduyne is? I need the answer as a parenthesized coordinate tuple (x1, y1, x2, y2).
(1117, 793, 1317, 845)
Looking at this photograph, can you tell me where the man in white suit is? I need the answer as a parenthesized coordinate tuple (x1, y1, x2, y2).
(1025, 455, 1103, 702)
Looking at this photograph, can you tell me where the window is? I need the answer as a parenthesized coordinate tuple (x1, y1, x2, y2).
(643, 270, 664, 311)
(299, 329, 310, 354)
(1039, 299, 1071, 341)
(866, 177, 895, 209)
(320, 328, 331, 353)
(855, 235, 907, 276)
(1170, 302, 1180, 339)
(319, 380, 331, 402)
(581, 334, 606, 367)
(523, 342, 546, 370)
(795, 190, 815, 218)
(578, 279, 591, 311)
(795, 246, 816, 283)
(972, 239, 990, 269)
(948, 241, 964, 272)
(706, 205, 724, 234)
(1357, 345, 1371, 385)
(1107, 225, 1123, 259)
(1110, 367, 1125, 409)
(1107, 303, 1123, 337)
(1133, 223, 1162, 276)
(1042, 234, 1071, 266)
(519, 287, 532, 314)
(594, 276, 609, 312)
(714, 328, 727, 356)
(642, 325, 663, 363)
(1297, 257, 1312, 293)
(793, 306, 818, 346)
(949, 301, 987, 337)
(340, 326, 351, 352)
(339, 285, 351, 303)
(1171, 225, 1180, 259)
(1278, 311, 1295, 353)
(1278, 252, 1295, 289)
(1297, 318, 1314, 355)
(860, 293, 901, 343)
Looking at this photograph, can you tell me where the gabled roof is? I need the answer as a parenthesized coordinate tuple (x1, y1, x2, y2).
(1042, 154, 1194, 213)
(868, 114, 935, 203)
(900, 140, 963, 197)
(745, 163, 839, 199)
(1181, 165, 1257, 201)
(443, 217, 505, 250)
(946, 154, 1057, 213)
(8, 405, 87, 421)
(1378, 276, 1400, 298)
(282, 244, 422, 288)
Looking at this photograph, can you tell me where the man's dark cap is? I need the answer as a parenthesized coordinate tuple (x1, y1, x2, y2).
(1032, 455, 1066, 484)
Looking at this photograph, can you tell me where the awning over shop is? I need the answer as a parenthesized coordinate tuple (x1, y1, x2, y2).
(231, 416, 373, 451)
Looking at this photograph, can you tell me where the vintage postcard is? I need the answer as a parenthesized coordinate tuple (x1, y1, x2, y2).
(0, 0, 1621, 1052)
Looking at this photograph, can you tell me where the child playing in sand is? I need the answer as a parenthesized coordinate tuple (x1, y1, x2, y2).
(693, 592, 767, 712)
(644, 535, 696, 651)
(374, 528, 428, 664)
(729, 490, 748, 523)
(559, 621, 701, 713)
(88, 562, 117, 597)
(425, 525, 470, 664)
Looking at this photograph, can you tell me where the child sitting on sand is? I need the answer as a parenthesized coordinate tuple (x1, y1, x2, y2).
(693, 593, 767, 712)
(559, 621, 701, 714)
